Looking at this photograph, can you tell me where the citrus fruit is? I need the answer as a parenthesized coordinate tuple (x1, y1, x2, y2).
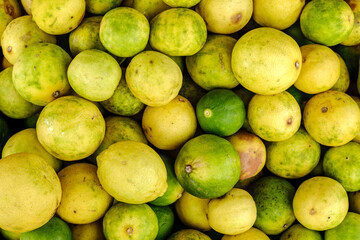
(0, 0, 22, 47)
(99, 7, 149, 57)
(303, 90, 360, 146)
(331, 53, 350, 92)
(96, 140, 167, 204)
(2, 128, 62, 172)
(1, 228, 21, 240)
(20, 216, 72, 240)
(100, 67, 145, 116)
(36, 95, 106, 161)
(207, 188, 257, 235)
(1, 15, 56, 65)
(71, 220, 105, 240)
(247, 91, 302, 142)
(32, 0, 86, 35)
(293, 176, 349, 231)
(125, 50, 182, 107)
(175, 134, 241, 199)
(279, 223, 322, 240)
(0, 67, 42, 119)
(294, 44, 340, 94)
(247, 176, 296, 235)
(265, 127, 321, 179)
(283, 20, 313, 47)
(12, 42, 72, 106)
(253, 0, 305, 30)
(127, 0, 171, 21)
(149, 205, 175, 240)
(341, 0, 360, 46)
(226, 130, 266, 181)
(86, 0, 123, 15)
(149, 7, 207, 56)
(150, 153, 184, 206)
(163, 0, 199, 7)
(88, 115, 147, 163)
(167, 229, 211, 240)
(178, 73, 207, 107)
(142, 95, 197, 150)
(56, 163, 113, 224)
(300, 0, 354, 46)
(231, 27, 302, 95)
(0, 152, 61, 233)
(67, 49, 122, 101)
(103, 202, 158, 240)
(196, 89, 245, 137)
(323, 142, 360, 192)
(185, 34, 239, 90)
(196, 0, 253, 34)
(221, 227, 270, 240)
(324, 212, 360, 239)
(174, 191, 211, 231)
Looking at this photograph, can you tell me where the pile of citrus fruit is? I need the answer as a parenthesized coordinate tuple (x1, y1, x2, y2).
(2, 0, 360, 239)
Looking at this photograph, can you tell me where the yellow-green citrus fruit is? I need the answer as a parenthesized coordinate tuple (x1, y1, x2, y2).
(149, 204, 175, 240)
(280, 223, 322, 240)
(221, 227, 270, 240)
(96, 141, 168, 204)
(303, 90, 360, 146)
(36, 96, 106, 161)
(324, 212, 360, 240)
(231, 27, 302, 95)
(85, 0, 123, 15)
(0, 0, 23, 47)
(163, 0, 200, 8)
(129, 0, 171, 21)
(0, 152, 62, 233)
(71, 220, 106, 240)
(12, 43, 72, 106)
(149, 8, 207, 56)
(1, 15, 56, 65)
(300, 0, 354, 46)
(185, 34, 239, 90)
(293, 176, 349, 231)
(67, 49, 122, 102)
(167, 229, 211, 240)
(341, 0, 360, 46)
(331, 53, 350, 92)
(195, 0, 253, 34)
(125, 50, 182, 107)
(99, 7, 149, 57)
(175, 134, 241, 199)
(247, 91, 302, 142)
(32, 0, 86, 35)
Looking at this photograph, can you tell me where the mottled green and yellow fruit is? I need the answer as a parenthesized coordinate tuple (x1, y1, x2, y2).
(149, 8, 207, 56)
(324, 212, 360, 240)
(36, 96, 106, 161)
(331, 53, 350, 92)
(280, 223, 322, 240)
(232, 27, 302, 95)
(126, 0, 171, 21)
(168, 229, 211, 240)
(303, 90, 360, 146)
(32, 0, 85, 35)
(222, 227, 270, 240)
(0, 0, 23, 47)
(86, 0, 123, 15)
(71, 220, 106, 240)
(341, 0, 360, 46)
(12, 43, 72, 106)
(0, 152, 62, 233)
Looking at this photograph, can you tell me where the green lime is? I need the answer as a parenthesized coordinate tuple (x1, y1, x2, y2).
(149, 205, 174, 240)
(324, 212, 360, 239)
(196, 89, 246, 137)
(174, 134, 241, 199)
(103, 202, 158, 240)
(280, 223, 322, 240)
(20, 216, 72, 240)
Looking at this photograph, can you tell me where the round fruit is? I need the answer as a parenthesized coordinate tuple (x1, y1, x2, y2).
(36, 96, 106, 161)
(341, 0, 360, 46)
(103, 202, 158, 240)
(86, 0, 123, 15)
(175, 134, 241, 199)
(0, 0, 23, 47)
(167, 229, 211, 240)
(149, 7, 207, 56)
(127, 0, 171, 21)
(247, 176, 296, 235)
(163, 0, 200, 7)
(231, 27, 302, 95)
(265, 127, 321, 179)
(0, 152, 62, 233)
(20, 216, 72, 240)
(185, 34, 239, 90)
(142, 95, 197, 150)
(149, 205, 175, 240)
(324, 212, 360, 239)
(349, 191, 360, 214)
(247, 91, 301, 142)
(196, 89, 246, 137)
(207, 188, 257, 235)
(70, 220, 105, 240)
(125, 50, 182, 107)
(293, 176, 349, 231)
(331, 53, 350, 92)
(99, 7, 149, 57)
(303, 90, 360, 146)
(300, 0, 354, 46)
(280, 223, 322, 240)
(96, 141, 168, 204)
(221, 227, 270, 240)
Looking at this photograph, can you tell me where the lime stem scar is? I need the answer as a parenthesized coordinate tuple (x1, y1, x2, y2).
(185, 165, 192, 174)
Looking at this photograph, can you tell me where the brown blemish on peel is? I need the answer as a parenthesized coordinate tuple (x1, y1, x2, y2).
(231, 13, 242, 24)
(321, 106, 328, 113)
(52, 91, 60, 98)
(126, 227, 133, 235)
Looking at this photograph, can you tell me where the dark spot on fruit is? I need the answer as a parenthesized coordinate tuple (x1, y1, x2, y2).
(70, 16, 74, 19)
(219, 53, 225, 70)
(52, 91, 60, 98)
(83, 177, 86, 182)
(283, 223, 288, 228)
(4, 1, 14, 16)
(302, 57, 306, 63)
(178, 97, 184, 102)
(336, 97, 341, 100)
(185, 165, 192, 174)
(43, 175, 47, 179)
(73, 210, 77, 213)
(150, 60, 153, 64)
(328, 216, 331, 219)
(295, 61, 300, 69)
(126, 227, 133, 235)
(231, 13, 242, 24)
(349, 2, 357, 10)
(135, 69, 138, 74)
(287, 117, 293, 125)
(34, 66, 36, 70)
(24, 45, 27, 48)
(7, 46, 11, 53)
(321, 106, 328, 113)
(346, 156, 349, 160)
(310, 208, 316, 215)
(69, 27, 73, 30)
